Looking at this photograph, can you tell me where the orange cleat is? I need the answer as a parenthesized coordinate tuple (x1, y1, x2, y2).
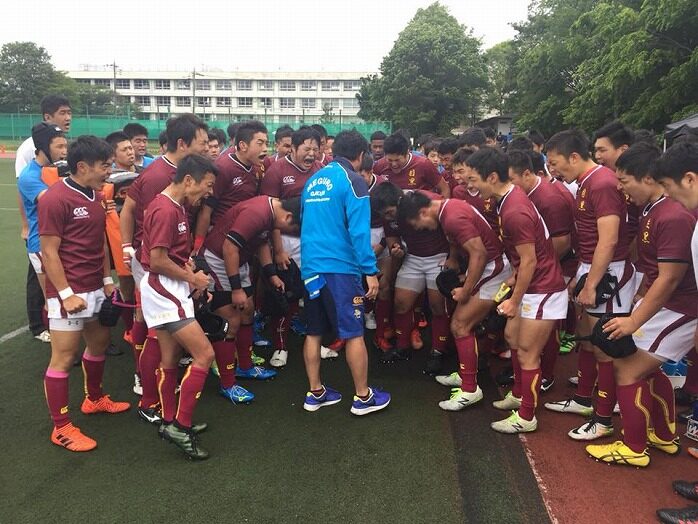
(374, 336, 394, 352)
(51, 423, 97, 452)
(410, 329, 424, 350)
(382, 327, 395, 340)
(81, 395, 131, 415)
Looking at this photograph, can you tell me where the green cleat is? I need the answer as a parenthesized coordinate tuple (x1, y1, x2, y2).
(160, 423, 209, 460)
(251, 351, 266, 366)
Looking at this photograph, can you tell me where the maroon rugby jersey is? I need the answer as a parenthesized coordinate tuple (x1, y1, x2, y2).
(210, 153, 260, 224)
(574, 165, 630, 264)
(636, 196, 697, 316)
(126, 155, 177, 250)
(438, 198, 503, 262)
(140, 193, 191, 272)
(260, 155, 322, 199)
(368, 173, 390, 228)
(39, 178, 106, 298)
(497, 185, 565, 294)
(203, 195, 274, 265)
(263, 153, 283, 172)
(374, 153, 444, 191)
(384, 190, 449, 257)
(452, 184, 499, 229)
(318, 153, 333, 166)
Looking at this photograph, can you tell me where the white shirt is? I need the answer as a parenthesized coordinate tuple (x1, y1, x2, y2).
(15, 137, 35, 178)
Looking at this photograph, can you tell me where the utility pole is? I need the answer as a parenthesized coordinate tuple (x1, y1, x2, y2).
(106, 61, 118, 115)
(192, 68, 196, 115)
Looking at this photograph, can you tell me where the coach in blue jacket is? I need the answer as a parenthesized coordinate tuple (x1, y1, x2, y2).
(299, 130, 391, 416)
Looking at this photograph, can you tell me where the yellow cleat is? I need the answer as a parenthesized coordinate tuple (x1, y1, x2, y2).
(586, 440, 650, 468)
(647, 429, 680, 455)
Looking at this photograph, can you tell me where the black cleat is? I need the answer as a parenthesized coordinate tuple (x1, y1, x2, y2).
(541, 377, 555, 393)
(675, 387, 698, 406)
(380, 347, 410, 363)
(424, 351, 444, 375)
(656, 505, 698, 524)
(678, 408, 692, 424)
(138, 406, 163, 425)
(160, 423, 209, 460)
(158, 421, 207, 438)
(674, 481, 698, 502)
(495, 365, 514, 387)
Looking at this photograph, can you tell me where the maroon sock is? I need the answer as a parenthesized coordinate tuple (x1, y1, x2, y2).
(394, 311, 413, 349)
(648, 369, 676, 441)
(684, 347, 698, 395)
(212, 339, 237, 389)
(511, 348, 522, 398)
(519, 368, 541, 421)
(44, 369, 70, 428)
(236, 324, 254, 370)
(375, 298, 393, 338)
(41, 308, 49, 330)
(81, 353, 105, 401)
(564, 302, 576, 333)
(138, 336, 161, 409)
(574, 349, 597, 400)
(272, 304, 296, 350)
(175, 365, 208, 428)
(131, 319, 148, 349)
(430, 314, 450, 353)
(455, 334, 478, 392)
(540, 330, 559, 381)
(617, 381, 650, 453)
(595, 360, 616, 419)
(157, 367, 178, 422)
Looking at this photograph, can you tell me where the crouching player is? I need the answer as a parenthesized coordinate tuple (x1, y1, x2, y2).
(139, 155, 217, 460)
(465, 147, 568, 433)
(586, 143, 698, 466)
(40, 136, 130, 452)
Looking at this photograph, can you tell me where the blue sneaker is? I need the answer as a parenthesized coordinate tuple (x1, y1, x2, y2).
(235, 366, 277, 380)
(303, 385, 342, 412)
(219, 384, 255, 404)
(350, 387, 391, 416)
(253, 331, 272, 347)
(291, 316, 307, 336)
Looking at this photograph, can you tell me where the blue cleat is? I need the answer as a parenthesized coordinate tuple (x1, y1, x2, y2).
(219, 384, 255, 404)
(235, 366, 277, 380)
(350, 387, 391, 416)
(253, 330, 272, 347)
(303, 385, 342, 412)
(291, 315, 307, 336)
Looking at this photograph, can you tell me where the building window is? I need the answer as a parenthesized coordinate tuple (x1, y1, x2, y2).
(154, 80, 170, 90)
(238, 97, 253, 108)
(300, 81, 316, 91)
(175, 79, 191, 90)
(76, 79, 91, 85)
(135, 96, 150, 106)
(158, 113, 169, 121)
(279, 81, 296, 91)
(94, 79, 111, 87)
(175, 96, 191, 107)
(259, 80, 273, 91)
(343, 97, 360, 109)
(134, 79, 150, 90)
(217, 97, 231, 107)
(216, 80, 232, 91)
(195, 80, 210, 91)
(237, 80, 252, 91)
(280, 98, 295, 109)
(259, 97, 273, 109)
(155, 96, 170, 107)
(321, 81, 340, 91)
(301, 98, 316, 109)
(115, 79, 130, 89)
(322, 99, 340, 109)
(197, 97, 211, 107)
(343, 80, 361, 91)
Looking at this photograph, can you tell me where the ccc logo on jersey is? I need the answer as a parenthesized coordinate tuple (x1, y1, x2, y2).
(177, 221, 187, 234)
(73, 207, 89, 218)
(232, 176, 243, 186)
(283, 176, 295, 185)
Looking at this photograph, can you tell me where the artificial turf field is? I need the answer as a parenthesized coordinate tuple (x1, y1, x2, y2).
(0, 158, 551, 523)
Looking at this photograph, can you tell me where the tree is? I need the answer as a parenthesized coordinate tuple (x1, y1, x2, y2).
(358, 2, 487, 137)
(484, 41, 517, 115)
(0, 42, 57, 112)
(319, 102, 335, 124)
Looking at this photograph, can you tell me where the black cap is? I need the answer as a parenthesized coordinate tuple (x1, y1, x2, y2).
(32, 122, 64, 162)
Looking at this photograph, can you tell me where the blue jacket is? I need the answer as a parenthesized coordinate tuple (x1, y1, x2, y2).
(300, 157, 378, 279)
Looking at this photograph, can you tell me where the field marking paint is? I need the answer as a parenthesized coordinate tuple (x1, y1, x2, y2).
(519, 434, 559, 524)
(0, 183, 18, 186)
(0, 208, 19, 211)
(0, 325, 29, 344)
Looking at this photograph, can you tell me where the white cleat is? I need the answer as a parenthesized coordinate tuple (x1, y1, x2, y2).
(269, 349, 288, 368)
(544, 398, 593, 416)
(492, 391, 522, 411)
(34, 330, 51, 343)
(364, 311, 377, 330)
(438, 386, 483, 411)
(133, 373, 143, 396)
(320, 346, 339, 359)
(568, 419, 614, 441)
(435, 372, 462, 387)
(491, 411, 538, 434)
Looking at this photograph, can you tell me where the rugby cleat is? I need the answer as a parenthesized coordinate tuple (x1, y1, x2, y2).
(251, 351, 266, 366)
(673, 480, 698, 502)
(138, 406, 163, 425)
(379, 347, 410, 363)
(438, 386, 483, 411)
(544, 398, 593, 416)
(541, 377, 555, 393)
(585, 440, 649, 467)
(133, 373, 143, 396)
(160, 423, 209, 460)
(647, 429, 680, 455)
(269, 349, 288, 368)
(491, 411, 537, 434)
(290, 316, 307, 336)
(568, 375, 579, 386)
(350, 387, 391, 416)
(568, 418, 614, 441)
(34, 330, 51, 343)
(373, 336, 394, 352)
(81, 395, 130, 415)
(253, 331, 272, 348)
(492, 391, 522, 411)
(435, 372, 462, 387)
(656, 505, 698, 524)
(235, 366, 277, 380)
(423, 350, 444, 375)
(219, 384, 255, 404)
(158, 421, 207, 437)
(51, 423, 97, 452)
(303, 385, 342, 412)
(364, 310, 377, 330)
(321, 346, 340, 359)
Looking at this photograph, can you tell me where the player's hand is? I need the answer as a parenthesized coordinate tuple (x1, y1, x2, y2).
(496, 298, 519, 319)
(190, 269, 211, 292)
(231, 289, 247, 309)
(21, 224, 29, 241)
(603, 316, 637, 340)
(63, 294, 87, 314)
(103, 283, 115, 297)
(269, 275, 285, 293)
(389, 243, 404, 259)
(275, 250, 291, 270)
(505, 274, 516, 287)
(365, 275, 379, 300)
(373, 244, 385, 256)
(451, 286, 469, 304)
(443, 257, 459, 272)
(576, 284, 597, 308)
(122, 244, 135, 269)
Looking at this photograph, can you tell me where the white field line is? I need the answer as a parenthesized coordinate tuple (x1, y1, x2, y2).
(519, 434, 559, 524)
(0, 325, 29, 344)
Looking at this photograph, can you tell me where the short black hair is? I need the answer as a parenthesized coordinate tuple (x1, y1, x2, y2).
(459, 127, 487, 148)
(275, 125, 294, 144)
(105, 131, 131, 149)
(173, 154, 218, 183)
(359, 151, 374, 173)
(370, 182, 403, 214)
(227, 122, 242, 141)
(207, 131, 220, 143)
(451, 146, 475, 167)
(632, 129, 657, 146)
(281, 197, 301, 226)
(546, 129, 591, 160)
(370, 130, 386, 141)
(67, 135, 114, 173)
(483, 127, 497, 140)
(310, 124, 328, 139)
(653, 142, 698, 184)
(123, 123, 148, 139)
(593, 121, 635, 149)
(423, 140, 441, 157)
(416, 133, 434, 149)
(527, 130, 545, 147)
(507, 136, 534, 151)
(166, 114, 208, 153)
(291, 127, 321, 149)
(530, 151, 546, 174)
(332, 129, 369, 162)
(235, 120, 267, 148)
(327, 135, 335, 141)
(41, 95, 71, 117)
(383, 133, 410, 156)
(465, 146, 509, 182)
(212, 128, 227, 146)
(507, 149, 534, 175)
(437, 138, 459, 156)
(397, 190, 431, 223)
(615, 142, 661, 180)
(158, 130, 168, 147)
